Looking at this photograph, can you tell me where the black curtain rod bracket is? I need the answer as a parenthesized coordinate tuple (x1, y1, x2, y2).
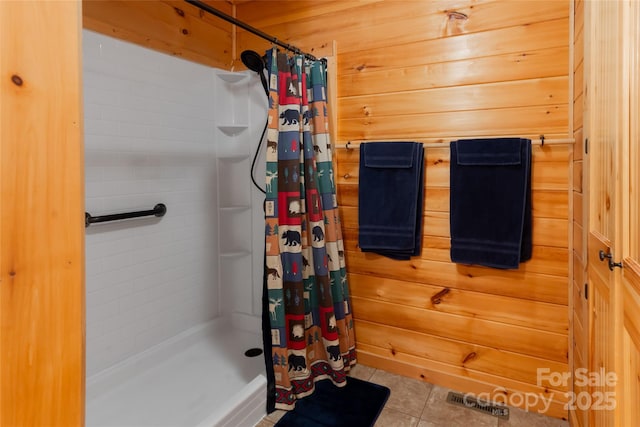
(184, 0, 321, 62)
(85, 203, 167, 228)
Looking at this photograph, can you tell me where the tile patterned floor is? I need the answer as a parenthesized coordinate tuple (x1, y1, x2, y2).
(255, 364, 570, 427)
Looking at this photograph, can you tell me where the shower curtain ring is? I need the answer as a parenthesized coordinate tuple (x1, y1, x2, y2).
(539, 135, 545, 146)
(346, 141, 353, 151)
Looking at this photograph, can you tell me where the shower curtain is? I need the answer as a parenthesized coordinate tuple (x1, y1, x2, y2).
(263, 48, 356, 411)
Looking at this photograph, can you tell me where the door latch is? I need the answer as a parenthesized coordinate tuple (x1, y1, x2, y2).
(599, 250, 623, 271)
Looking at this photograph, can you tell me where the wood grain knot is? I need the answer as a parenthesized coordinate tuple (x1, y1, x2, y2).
(181, 28, 189, 35)
(430, 287, 450, 304)
(174, 7, 185, 17)
(11, 75, 23, 86)
(447, 11, 468, 20)
(9, 270, 16, 277)
(462, 351, 477, 364)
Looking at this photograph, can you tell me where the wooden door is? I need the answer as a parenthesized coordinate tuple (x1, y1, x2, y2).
(619, 2, 640, 425)
(585, 3, 621, 425)
(0, 1, 85, 426)
(585, 1, 640, 425)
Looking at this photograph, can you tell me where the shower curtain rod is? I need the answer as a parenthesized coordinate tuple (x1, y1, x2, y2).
(338, 136, 575, 150)
(184, 0, 320, 62)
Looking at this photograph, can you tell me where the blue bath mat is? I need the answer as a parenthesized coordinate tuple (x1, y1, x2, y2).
(274, 377, 390, 427)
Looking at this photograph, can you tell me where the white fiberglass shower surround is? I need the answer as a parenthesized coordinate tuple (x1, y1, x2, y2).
(83, 30, 268, 427)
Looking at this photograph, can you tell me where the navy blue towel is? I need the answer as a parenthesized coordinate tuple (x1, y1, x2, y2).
(449, 138, 532, 269)
(358, 142, 425, 260)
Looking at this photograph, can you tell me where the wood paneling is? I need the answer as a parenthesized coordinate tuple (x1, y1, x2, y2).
(240, 0, 567, 44)
(584, 2, 633, 425)
(235, 0, 572, 418)
(573, 301, 585, 347)
(347, 233, 568, 276)
(573, 128, 584, 161)
(571, 1, 587, 423)
(350, 274, 568, 333)
(355, 320, 568, 391)
(620, 4, 640, 426)
(338, 104, 568, 141)
(590, 268, 615, 426)
(574, 61, 584, 103)
(573, 222, 584, 258)
(630, 0, 640, 264)
(339, 77, 568, 118)
(352, 296, 567, 362)
(573, 160, 583, 192)
(344, 250, 568, 305)
(0, 1, 85, 425)
(622, 327, 640, 426)
(573, 191, 584, 226)
(82, 0, 233, 69)
(338, 17, 568, 74)
(338, 47, 569, 97)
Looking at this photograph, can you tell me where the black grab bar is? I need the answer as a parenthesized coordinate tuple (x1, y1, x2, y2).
(85, 204, 167, 228)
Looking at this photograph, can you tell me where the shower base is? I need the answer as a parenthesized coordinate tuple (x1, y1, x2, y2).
(86, 316, 266, 427)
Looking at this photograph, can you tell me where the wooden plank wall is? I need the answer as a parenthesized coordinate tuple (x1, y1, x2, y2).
(571, 1, 588, 426)
(82, 0, 234, 70)
(236, 0, 572, 419)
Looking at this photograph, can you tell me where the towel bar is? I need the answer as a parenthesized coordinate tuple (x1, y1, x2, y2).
(85, 203, 167, 228)
(339, 136, 575, 150)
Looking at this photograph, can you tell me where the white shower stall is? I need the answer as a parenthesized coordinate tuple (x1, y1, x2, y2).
(83, 30, 268, 427)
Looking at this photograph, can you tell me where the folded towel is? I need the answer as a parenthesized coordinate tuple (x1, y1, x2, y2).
(358, 142, 425, 260)
(449, 138, 532, 269)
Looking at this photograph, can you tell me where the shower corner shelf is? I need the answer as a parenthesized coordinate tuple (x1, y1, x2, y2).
(217, 124, 249, 136)
(216, 72, 248, 84)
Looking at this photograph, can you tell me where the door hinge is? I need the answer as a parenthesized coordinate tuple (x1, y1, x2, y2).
(584, 283, 588, 300)
(599, 250, 624, 271)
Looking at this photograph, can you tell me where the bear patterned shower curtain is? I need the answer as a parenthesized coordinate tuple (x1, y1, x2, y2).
(263, 48, 356, 411)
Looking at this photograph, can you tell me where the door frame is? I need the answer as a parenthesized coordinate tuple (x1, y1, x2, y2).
(0, 1, 85, 425)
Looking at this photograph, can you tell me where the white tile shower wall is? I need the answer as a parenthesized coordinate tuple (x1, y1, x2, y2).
(83, 30, 221, 376)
